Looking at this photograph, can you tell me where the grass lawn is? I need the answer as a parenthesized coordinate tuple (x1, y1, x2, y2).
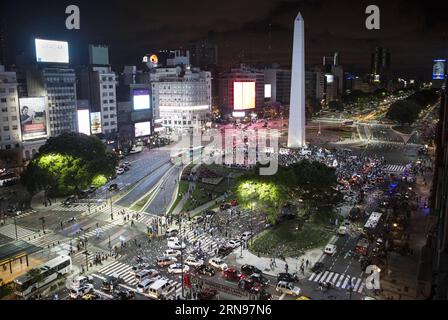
(130, 190, 155, 211)
(249, 218, 332, 257)
(168, 180, 189, 214)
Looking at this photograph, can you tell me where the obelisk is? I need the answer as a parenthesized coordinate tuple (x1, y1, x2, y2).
(287, 12, 306, 148)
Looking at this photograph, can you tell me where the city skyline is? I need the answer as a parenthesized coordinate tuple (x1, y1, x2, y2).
(1, 0, 447, 79)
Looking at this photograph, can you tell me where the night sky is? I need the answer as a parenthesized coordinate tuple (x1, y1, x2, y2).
(1, 0, 447, 79)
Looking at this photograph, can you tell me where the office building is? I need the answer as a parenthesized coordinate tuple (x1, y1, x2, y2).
(188, 39, 218, 70)
(371, 47, 391, 84)
(0, 65, 21, 150)
(264, 68, 291, 105)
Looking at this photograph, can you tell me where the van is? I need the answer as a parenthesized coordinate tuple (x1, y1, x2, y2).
(135, 270, 151, 282)
(147, 279, 173, 299)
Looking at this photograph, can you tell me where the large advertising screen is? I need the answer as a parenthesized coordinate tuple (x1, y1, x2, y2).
(35, 39, 69, 64)
(90, 112, 102, 134)
(433, 59, 446, 80)
(233, 81, 255, 110)
(19, 97, 47, 141)
(77, 109, 91, 136)
(133, 89, 150, 110)
(134, 122, 151, 137)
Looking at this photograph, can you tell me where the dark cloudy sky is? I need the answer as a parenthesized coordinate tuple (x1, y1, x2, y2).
(1, 0, 447, 79)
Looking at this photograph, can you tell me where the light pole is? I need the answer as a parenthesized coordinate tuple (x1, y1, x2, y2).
(180, 212, 185, 299)
(109, 190, 114, 220)
(14, 217, 18, 240)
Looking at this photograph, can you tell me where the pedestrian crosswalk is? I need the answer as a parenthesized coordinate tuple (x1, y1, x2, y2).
(183, 224, 221, 257)
(95, 261, 138, 285)
(308, 271, 365, 293)
(383, 164, 409, 173)
(0, 223, 38, 240)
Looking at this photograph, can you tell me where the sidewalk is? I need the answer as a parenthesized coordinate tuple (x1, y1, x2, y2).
(226, 247, 323, 278)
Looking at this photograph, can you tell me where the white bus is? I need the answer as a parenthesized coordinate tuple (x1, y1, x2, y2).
(14, 255, 72, 299)
(364, 212, 383, 231)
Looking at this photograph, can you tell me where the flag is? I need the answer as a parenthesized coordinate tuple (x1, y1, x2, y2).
(183, 272, 191, 288)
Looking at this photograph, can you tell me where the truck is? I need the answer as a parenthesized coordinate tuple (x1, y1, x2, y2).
(355, 238, 370, 256)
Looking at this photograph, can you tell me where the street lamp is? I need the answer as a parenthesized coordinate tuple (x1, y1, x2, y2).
(109, 189, 114, 220)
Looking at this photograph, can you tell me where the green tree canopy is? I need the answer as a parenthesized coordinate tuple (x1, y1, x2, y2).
(21, 133, 118, 196)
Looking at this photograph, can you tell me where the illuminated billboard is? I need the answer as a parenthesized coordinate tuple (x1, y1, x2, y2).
(19, 97, 47, 141)
(264, 84, 272, 98)
(325, 74, 334, 83)
(134, 121, 151, 137)
(233, 82, 255, 110)
(90, 112, 102, 134)
(77, 109, 91, 135)
(433, 59, 446, 80)
(35, 39, 69, 64)
(133, 89, 150, 110)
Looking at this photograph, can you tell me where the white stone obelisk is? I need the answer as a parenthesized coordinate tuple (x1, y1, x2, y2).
(287, 12, 306, 148)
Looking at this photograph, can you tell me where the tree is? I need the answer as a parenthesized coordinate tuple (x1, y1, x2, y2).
(386, 99, 421, 125)
(21, 133, 118, 196)
(26, 268, 44, 299)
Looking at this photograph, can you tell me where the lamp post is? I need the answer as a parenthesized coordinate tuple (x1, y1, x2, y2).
(14, 217, 18, 240)
(180, 212, 184, 299)
(109, 190, 114, 220)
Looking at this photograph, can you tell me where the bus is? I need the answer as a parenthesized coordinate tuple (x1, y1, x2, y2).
(363, 212, 383, 234)
(14, 255, 72, 299)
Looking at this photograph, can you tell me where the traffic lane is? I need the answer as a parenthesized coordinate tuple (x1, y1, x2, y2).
(144, 165, 180, 215)
(116, 162, 173, 207)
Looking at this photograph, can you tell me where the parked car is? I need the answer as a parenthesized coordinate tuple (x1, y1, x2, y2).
(168, 263, 190, 274)
(195, 264, 216, 276)
(222, 267, 241, 281)
(276, 281, 301, 296)
(116, 168, 125, 175)
(209, 257, 228, 271)
(157, 256, 177, 267)
(198, 288, 218, 300)
(241, 264, 262, 276)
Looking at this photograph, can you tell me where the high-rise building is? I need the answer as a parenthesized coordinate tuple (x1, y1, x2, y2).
(263, 68, 291, 105)
(151, 66, 211, 132)
(218, 64, 264, 116)
(0, 66, 21, 150)
(188, 39, 218, 70)
(305, 70, 325, 102)
(371, 47, 391, 83)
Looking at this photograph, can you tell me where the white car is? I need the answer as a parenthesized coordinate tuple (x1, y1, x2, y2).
(167, 238, 186, 250)
(276, 281, 301, 296)
(70, 275, 93, 289)
(337, 226, 348, 236)
(165, 227, 179, 237)
(241, 231, 252, 241)
(130, 263, 152, 275)
(164, 249, 181, 257)
(167, 263, 190, 274)
(324, 244, 337, 256)
(116, 168, 125, 175)
(70, 284, 94, 299)
(226, 239, 241, 249)
(208, 257, 228, 271)
(184, 257, 204, 267)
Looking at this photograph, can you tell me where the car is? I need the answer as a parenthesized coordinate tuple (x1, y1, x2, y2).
(226, 239, 241, 249)
(167, 238, 186, 250)
(113, 289, 135, 300)
(63, 195, 76, 206)
(163, 249, 181, 257)
(311, 262, 325, 273)
(134, 269, 159, 281)
(238, 277, 262, 293)
(241, 264, 262, 276)
(123, 166, 130, 172)
(82, 293, 98, 300)
(71, 275, 94, 288)
(259, 289, 273, 300)
(184, 256, 204, 267)
(223, 267, 241, 281)
(276, 281, 301, 296)
(123, 161, 130, 166)
(296, 296, 312, 300)
(220, 203, 231, 210)
(168, 263, 190, 274)
(209, 257, 228, 271)
(277, 272, 298, 283)
(157, 256, 177, 267)
(337, 225, 348, 236)
(116, 168, 125, 175)
(247, 273, 269, 286)
(70, 284, 94, 299)
(191, 215, 204, 224)
(130, 263, 152, 275)
(324, 244, 337, 256)
(101, 275, 122, 292)
(198, 288, 218, 300)
(241, 231, 252, 241)
(217, 245, 233, 257)
(108, 183, 119, 191)
(195, 264, 216, 276)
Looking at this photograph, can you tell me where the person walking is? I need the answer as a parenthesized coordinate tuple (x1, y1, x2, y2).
(285, 263, 289, 273)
